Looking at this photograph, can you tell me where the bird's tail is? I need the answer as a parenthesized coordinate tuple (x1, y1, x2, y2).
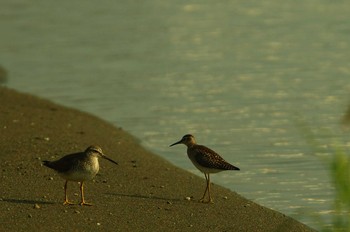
(42, 160, 53, 169)
(229, 164, 240, 171)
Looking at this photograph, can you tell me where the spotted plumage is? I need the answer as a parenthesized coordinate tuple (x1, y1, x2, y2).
(170, 134, 239, 203)
(191, 145, 239, 171)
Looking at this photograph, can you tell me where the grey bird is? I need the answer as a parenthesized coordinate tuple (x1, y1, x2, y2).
(43, 145, 118, 206)
(170, 134, 240, 203)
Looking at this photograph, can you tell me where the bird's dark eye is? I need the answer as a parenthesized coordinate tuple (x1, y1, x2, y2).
(91, 148, 102, 154)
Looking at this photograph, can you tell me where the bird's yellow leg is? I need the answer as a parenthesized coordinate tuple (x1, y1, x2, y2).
(206, 174, 214, 203)
(79, 182, 92, 206)
(199, 173, 209, 202)
(63, 181, 74, 205)
(200, 174, 214, 203)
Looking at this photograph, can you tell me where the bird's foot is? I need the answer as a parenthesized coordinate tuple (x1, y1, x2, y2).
(79, 201, 93, 206)
(63, 201, 75, 205)
(199, 198, 214, 204)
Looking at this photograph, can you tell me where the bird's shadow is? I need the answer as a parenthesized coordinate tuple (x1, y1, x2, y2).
(105, 192, 184, 202)
(2, 198, 56, 205)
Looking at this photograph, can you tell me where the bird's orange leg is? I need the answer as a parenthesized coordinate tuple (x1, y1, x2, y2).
(79, 182, 92, 206)
(63, 181, 74, 205)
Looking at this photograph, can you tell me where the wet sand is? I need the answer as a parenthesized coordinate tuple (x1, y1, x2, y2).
(0, 87, 315, 231)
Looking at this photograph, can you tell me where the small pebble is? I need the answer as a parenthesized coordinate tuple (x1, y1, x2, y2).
(33, 204, 40, 209)
(185, 196, 191, 201)
(49, 177, 54, 181)
(74, 210, 80, 214)
(97, 223, 101, 226)
(167, 201, 172, 205)
(223, 196, 228, 200)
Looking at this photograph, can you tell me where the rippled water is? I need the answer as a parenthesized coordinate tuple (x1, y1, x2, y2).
(1, 0, 350, 230)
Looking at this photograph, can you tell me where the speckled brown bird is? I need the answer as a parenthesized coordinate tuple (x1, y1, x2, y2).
(43, 145, 118, 206)
(170, 134, 240, 203)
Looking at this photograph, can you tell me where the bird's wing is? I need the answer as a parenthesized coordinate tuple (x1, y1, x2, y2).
(45, 152, 83, 173)
(193, 145, 239, 170)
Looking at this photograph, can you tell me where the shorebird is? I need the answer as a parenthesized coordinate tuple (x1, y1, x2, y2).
(170, 134, 240, 203)
(43, 145, 118, 206)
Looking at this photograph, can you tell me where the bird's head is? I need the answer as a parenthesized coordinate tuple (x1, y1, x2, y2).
(86, 145, 118, 165)
(169, 134, 196, 147)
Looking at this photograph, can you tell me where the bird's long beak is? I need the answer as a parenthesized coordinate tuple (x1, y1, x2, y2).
(169, 140, 182, 147)
(101, 154, 118, 165)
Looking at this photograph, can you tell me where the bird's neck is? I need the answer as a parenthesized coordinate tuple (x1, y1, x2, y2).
(186, 143, 196, 148)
